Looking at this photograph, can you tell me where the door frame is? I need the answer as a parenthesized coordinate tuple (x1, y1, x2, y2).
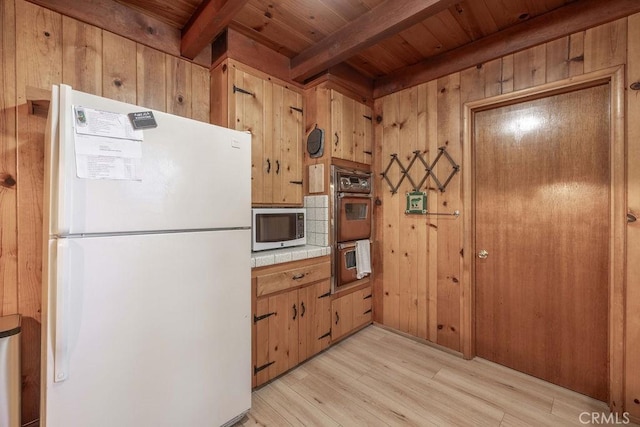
(461, 66, 625, 411)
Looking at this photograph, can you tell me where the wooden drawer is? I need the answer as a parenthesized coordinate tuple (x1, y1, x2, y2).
(256, 260, 331, 297)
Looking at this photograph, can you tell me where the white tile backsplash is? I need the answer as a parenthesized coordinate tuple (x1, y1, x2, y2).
(303, 195, 330, 250)
(317, 195, 328, 208)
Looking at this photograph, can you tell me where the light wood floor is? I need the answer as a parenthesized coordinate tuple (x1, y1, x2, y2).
(238, 325, 634, 427)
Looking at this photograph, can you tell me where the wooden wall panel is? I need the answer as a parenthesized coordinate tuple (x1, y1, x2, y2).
(434, 73, 461, 352)
(166, 56, 191, 117)
(62, 16, 102, 95)
(191, 65, 211, 123)
(16, 1, 62, 421)
(396, 87, 419, 336)
(16, 0, 62, 102)
(569, 32, 585, 77)
(513, 44, 546, 90)
(501, 54, 514, 94)
(625, 12, 640, 419)
(1, 0, 18, 316)
(584, 18, 627, 73)
(380, 93, 401, 330)
(374, 11, 639, 418)
(136, 45, 166, 110)
(545, 37, 569, 83)
(483, 58, 502, 98)
(415, 83, 428, 341)
(102, 31, 137, 103)
(2, 1, 213, 422)
(424, 80, 438, 342)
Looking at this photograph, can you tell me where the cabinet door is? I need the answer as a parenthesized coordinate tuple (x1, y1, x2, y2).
(234, 70, 273, 204)
(331, 292, 354, 341)
(253, 289, 298, 386)
(273, 85, 303, 204)
(331, 90, 373, 164)
(354, 103, 373, 165)
(298, 279, 331, 362)
(352, 286, 373, 328)
(331, 90, 356, 162)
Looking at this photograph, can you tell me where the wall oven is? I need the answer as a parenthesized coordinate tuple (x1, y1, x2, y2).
(331, 166, 373, 291)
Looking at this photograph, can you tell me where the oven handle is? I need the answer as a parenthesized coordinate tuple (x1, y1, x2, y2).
(338, 242, 357, 250)
(338, 192, 372, 199)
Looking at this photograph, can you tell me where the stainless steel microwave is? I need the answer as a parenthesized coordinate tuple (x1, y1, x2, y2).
(251, 208, 306, 251)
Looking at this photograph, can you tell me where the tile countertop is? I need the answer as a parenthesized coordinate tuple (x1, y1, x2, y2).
(251, 245, 332, 268)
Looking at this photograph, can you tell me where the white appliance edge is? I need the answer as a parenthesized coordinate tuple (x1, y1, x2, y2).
(41, 84, 251, 427)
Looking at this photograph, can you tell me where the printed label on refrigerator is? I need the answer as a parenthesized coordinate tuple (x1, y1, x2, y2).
(73, 106, 144, 181)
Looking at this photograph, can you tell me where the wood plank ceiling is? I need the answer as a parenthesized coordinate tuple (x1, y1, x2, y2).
(101, 0, 640, 94)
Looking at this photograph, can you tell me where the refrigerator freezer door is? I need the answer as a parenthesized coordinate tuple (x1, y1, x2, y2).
(49, 84, 251, 235)
(42, 230, 251, 427)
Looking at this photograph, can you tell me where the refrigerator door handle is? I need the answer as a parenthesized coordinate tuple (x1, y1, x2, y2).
(56, 84, 73, 234)
(54, 239, 71, 382)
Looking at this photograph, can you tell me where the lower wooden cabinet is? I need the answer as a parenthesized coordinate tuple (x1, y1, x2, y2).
(331, 286, 372, 341)
(253, 278, 331, 387)
(252, 256, 372, 387)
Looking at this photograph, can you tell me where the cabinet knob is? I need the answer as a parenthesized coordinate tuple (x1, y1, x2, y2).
(477, 249, 489, 259)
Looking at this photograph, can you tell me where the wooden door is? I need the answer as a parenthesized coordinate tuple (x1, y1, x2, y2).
(298, 280, 331, 362)
(253, 289, 299, 386)
(275, 85, 303, 204)
(354, 102, 373, 165)
(331, 292, 354, 341)
(331, 90, 356, 161)
(474, 84, 610, 401)
(352, 286, 373, 328)
(234, 71, 272, 204)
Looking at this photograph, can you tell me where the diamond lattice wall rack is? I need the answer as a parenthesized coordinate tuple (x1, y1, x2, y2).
(381, 147, 460, 195)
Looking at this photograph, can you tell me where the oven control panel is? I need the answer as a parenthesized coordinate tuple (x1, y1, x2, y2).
(337, 173, 371, 193)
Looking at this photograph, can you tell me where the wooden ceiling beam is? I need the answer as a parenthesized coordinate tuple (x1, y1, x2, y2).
(374, 0, 640, 98)
(25, 0, 210, 67)
(289, 0, 460, 82)
(181, 0, 250, 59)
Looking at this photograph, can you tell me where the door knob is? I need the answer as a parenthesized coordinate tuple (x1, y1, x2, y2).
(477, 249, 489, 259)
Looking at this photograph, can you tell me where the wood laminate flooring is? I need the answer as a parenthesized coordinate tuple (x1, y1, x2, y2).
(238, 325, 635, 426)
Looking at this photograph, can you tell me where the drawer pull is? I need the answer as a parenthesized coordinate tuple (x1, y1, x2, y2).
(318, 291, 331, 299)
(335, 311, 340, 325)
(301, 301, 306, 317)
(293, 304, 298, 320)
(292, 273, 306, 280)
(363, 294, 372, 300)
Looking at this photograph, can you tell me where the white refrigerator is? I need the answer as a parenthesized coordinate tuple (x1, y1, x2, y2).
(41, 84, 251, 427)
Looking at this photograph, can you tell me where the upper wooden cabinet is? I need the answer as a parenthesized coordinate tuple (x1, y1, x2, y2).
(330, 91, 373, 165)
(211, 60, 304, 205)
(305, 84, 373, 166)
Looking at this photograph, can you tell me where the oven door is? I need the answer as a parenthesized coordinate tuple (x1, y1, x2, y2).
(337, 243, 358, 288)
(337, 195, 371, 242)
